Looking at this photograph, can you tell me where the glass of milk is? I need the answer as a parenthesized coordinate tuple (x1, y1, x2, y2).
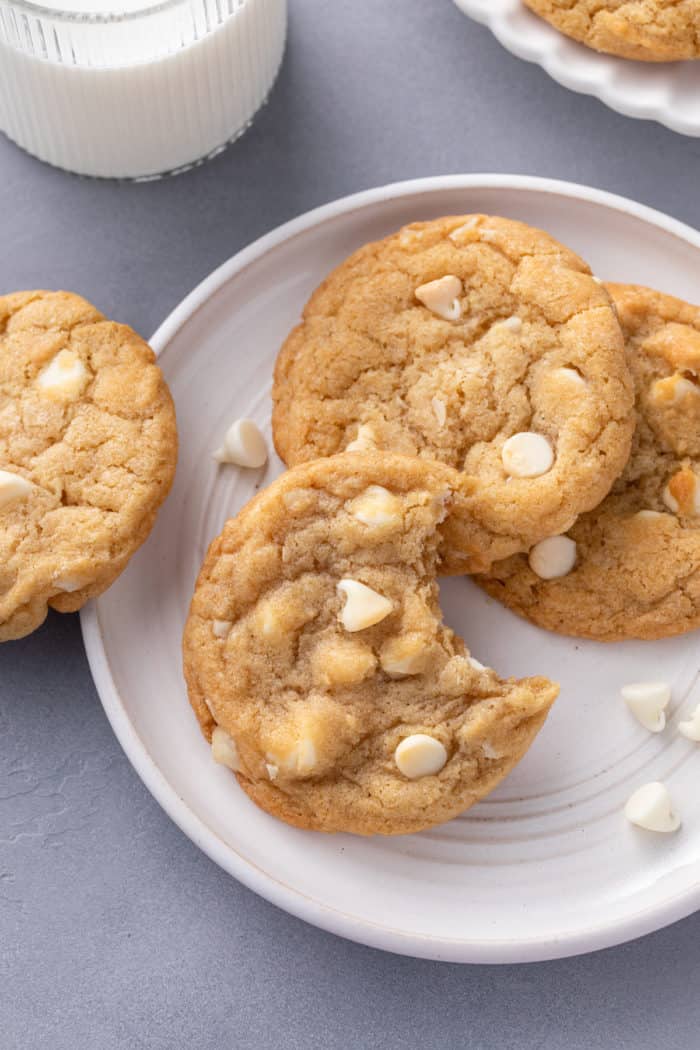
(0, 0, 286, 178)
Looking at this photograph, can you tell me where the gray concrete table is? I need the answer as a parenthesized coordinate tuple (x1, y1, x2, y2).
(2, 2, 699, 1046)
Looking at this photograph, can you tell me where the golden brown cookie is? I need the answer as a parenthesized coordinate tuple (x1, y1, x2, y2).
(524, 1, 700, 62)
(0, 291, 177, 641)
(272, 215, 634, 571)
(478, 284, 700, 642)
(183, 452, 558, 836)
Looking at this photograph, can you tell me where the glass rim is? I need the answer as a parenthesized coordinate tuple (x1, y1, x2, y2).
(0, 0, 244, 26)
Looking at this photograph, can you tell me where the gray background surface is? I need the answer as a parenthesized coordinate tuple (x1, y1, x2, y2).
(2, 1, 700, 1046)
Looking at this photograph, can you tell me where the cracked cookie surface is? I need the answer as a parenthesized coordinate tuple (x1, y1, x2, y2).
(183, 452, 558, 836)
(0, 291, 177, 641)
(524, 1, 700, 61)
(478, 284, 700, 641)
(272, 215, 634, 570)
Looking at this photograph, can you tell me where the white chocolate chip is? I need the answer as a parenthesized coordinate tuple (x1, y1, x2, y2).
(662, 469, 700, 516)
(211, 727, 241, 772)
(395, 734, 447, 779)
(501, 432, 554, 478)
(273, 737, 317, 776)
(311, 637, 377, 687)
(431, 397, 447, 427)
(37, 349, 88, 401)
(650, 374, 699, 405)
(528, 535, 576, 580)
(679, 703, 700, 741)
(265, 762, 279, 780)
(379, 633, 429, 677)
(498, 315, 522, 333)
(254, 596, 311, 643)
(467, 655, 488, 672)
(415, 275, 463, 322)
(348, 485, 402, 528)
(634, 510, 666, 521)
(53, 573, 87, 593)
(480, 741, 501, 759)
(624, 782, 680, 833)
(398, 226, 425, 249)
(592, 276, 603, 285)
(213, 419, 267, 468)
(551, 366, 587, 389)
(345, 423, 377, 452)
(662, 485, 679, 513)
(0, 470, 33, 509)
(621, 681, 670, 733)
(449, 217, 479, 243)
(337, 579, 393, 632)
(212, 619, 231, 638)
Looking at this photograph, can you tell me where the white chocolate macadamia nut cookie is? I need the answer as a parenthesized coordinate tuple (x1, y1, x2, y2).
(183, 452, 558, 836)
(0, 291, 177, 641)
(272, 215, 634, 571)
(479, 285, 700, 641)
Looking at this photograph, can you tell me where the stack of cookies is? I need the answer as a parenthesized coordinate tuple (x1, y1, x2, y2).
(184, 213, 700, 837)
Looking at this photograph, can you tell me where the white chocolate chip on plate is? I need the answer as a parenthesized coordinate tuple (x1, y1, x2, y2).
(37, 349, 89, 401)
(211, 726, 241, 772)
(345, 423, 377, 452)
(679, 703, 700, 742)
(213, 419, 268, 468)
(394, 734, 447, 779)
(624, 782, 681, 833)
(501, 432, 554, 478)
(415, 275, 462, 322)
(265, 762, 279, 781)
(337, 579, 393, 632)
(0, 469, 34, 509)
(621, 681, 670, 733)
(348, 485, 402, 527)
(528, 536, 576, 580)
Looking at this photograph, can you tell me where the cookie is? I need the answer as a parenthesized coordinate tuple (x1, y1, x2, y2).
(183, 452, 558, 836)
(524, 1, 700, 62)
(272, 215, 635, 571)
(478, 284, 700, 642)
(0, 291, 177, 641)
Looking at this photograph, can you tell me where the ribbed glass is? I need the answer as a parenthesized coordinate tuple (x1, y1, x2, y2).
(0, 0, 286, 177)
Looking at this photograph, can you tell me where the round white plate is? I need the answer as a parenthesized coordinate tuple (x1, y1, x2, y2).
(453, 0, 700, 137)
(82, 175, 700, 963)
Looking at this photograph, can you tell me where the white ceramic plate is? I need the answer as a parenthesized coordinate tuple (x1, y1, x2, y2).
(453, 0, 700, 137)
(82, 175, 700, 963)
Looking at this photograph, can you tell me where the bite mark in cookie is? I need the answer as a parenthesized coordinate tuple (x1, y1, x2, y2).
(183, 452, 558, 835)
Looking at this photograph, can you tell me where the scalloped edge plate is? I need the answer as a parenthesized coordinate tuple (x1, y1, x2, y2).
(453, 0, 700, 137)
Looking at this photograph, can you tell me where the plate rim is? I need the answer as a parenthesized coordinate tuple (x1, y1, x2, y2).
(452, 0, 700, 138)
(82, 174, 700, 963)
